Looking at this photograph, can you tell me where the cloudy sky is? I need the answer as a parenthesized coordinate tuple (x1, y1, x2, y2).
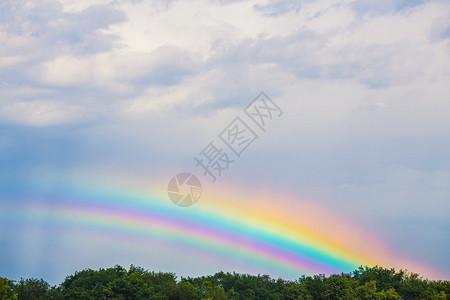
(1, 0, 449, 284)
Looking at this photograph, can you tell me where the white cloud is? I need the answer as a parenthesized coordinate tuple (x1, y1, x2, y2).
(3, 0, 448, 125)
(0, 100, 85, 126)
(57, 0, 116, 12)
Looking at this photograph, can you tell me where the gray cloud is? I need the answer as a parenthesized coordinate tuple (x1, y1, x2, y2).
(350, 0, 427, 16)
(429, 16, 450, 42)
(0, 1, 126, 54)
(253, 0, 302, 16)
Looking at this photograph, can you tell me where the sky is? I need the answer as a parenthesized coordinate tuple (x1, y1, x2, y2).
(1, 0, 450, 285)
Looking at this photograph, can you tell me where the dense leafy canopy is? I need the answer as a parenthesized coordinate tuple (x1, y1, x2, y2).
(1, 265, 449, 299)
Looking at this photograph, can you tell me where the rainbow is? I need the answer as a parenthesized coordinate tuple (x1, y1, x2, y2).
(1, 176, 442, 280)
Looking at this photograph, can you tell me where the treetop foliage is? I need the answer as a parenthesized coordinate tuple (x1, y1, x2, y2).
(1, 265, 449, 299)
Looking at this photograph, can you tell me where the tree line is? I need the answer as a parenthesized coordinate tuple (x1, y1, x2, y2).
(1, 265, 449, 299)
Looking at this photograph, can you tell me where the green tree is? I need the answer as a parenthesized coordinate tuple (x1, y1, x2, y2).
(282, 281, 312, 300)
(353, 266, 404, 292)
(355, 280, 378, 299)
(1, 265, 448, 299)
(321, 274, 355, 299)
(0, 277, 17, 300)
(173, 281, 201, 300)
(14, 278, 50, 300)
(104, 273, 153, 299)
(355, 280, 401, 300)
(299, 274, 327, 299)
(397, 272, 427, 299)
(46, 286, 63, 300)
(421, 287, 446, 300)
(225, 288, 239, 300)
(202, 281, 226, 300)
(378, 288, 402, 300)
